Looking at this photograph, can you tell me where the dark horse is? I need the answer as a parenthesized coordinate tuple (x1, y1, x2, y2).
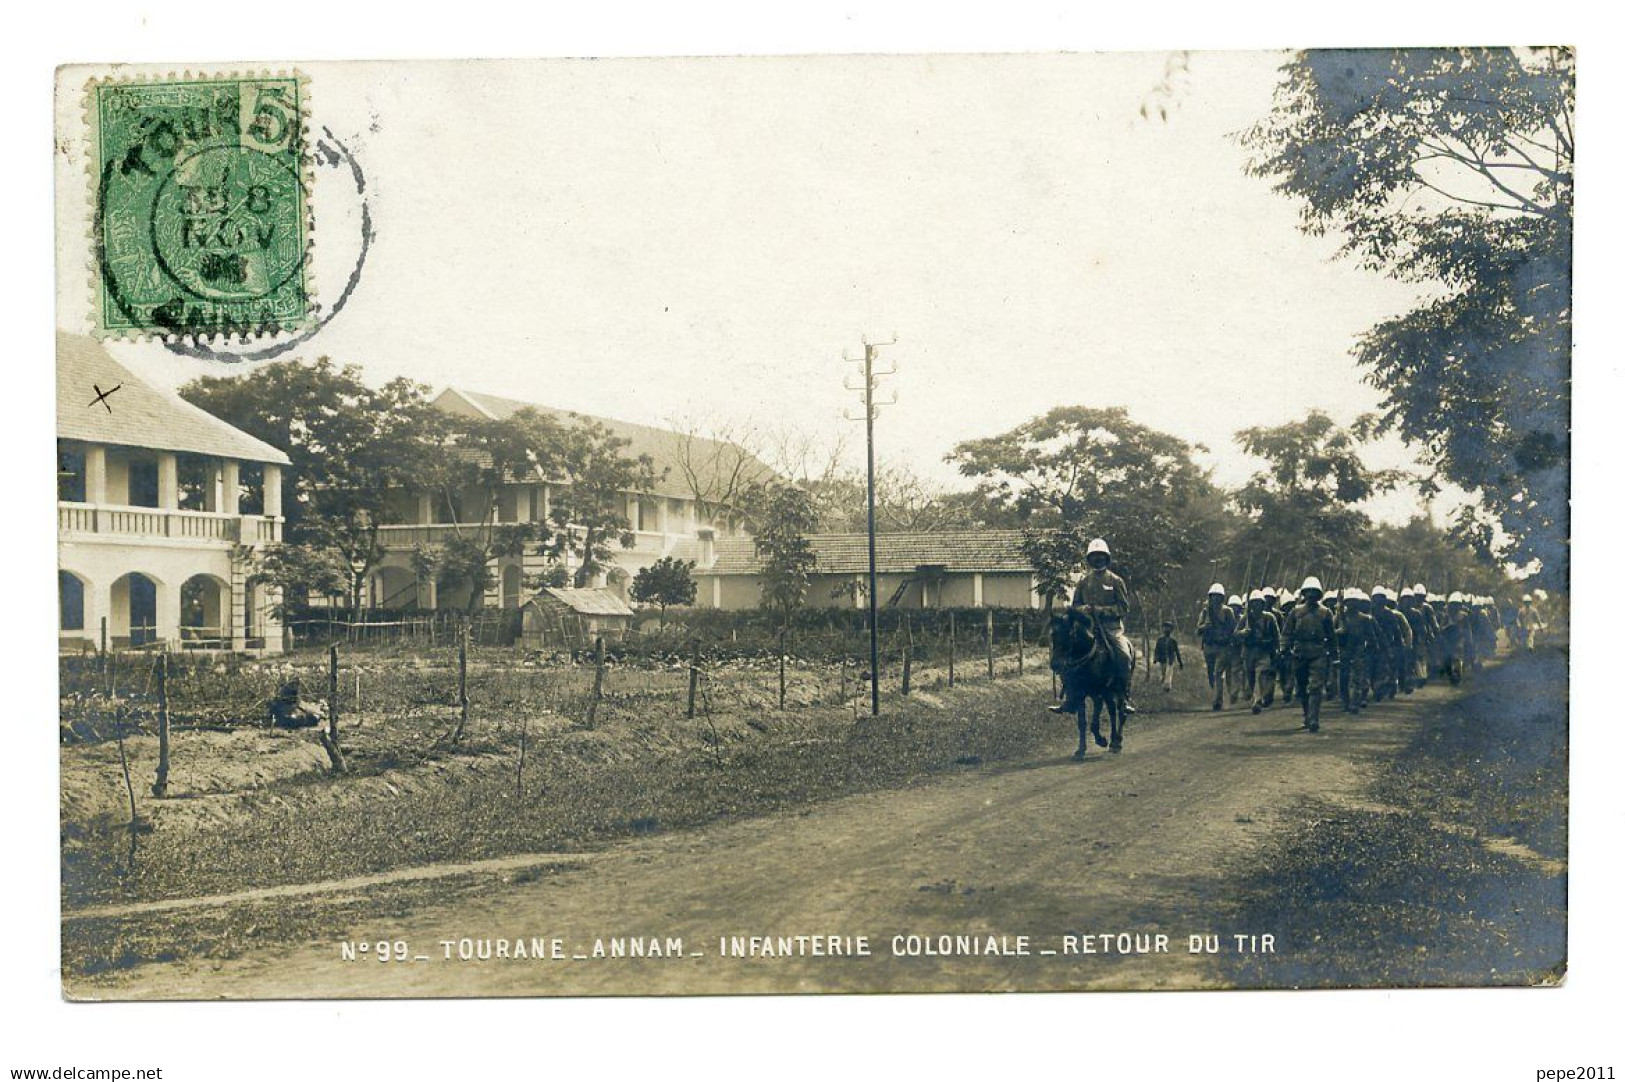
(1049, 607, 1132, 758)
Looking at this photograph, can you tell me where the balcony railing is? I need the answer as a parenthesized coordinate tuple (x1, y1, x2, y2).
(375, 522, 683, 553)
(58, 502, 282, 544)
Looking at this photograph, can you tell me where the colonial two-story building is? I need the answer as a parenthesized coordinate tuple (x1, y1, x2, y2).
(57, 333, 289, 653)
(364, 387, 772, 611)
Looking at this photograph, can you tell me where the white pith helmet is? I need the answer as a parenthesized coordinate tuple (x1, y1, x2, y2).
(1399, 586, 1415, 598)
(1227, 594, 1243, 607)
(1248, 589, 1265, 602)
(1448, 591, 1465, 604)
(1413, 583, 1427, 595)
(1208, 583, 1225, 596)
(1299, 576, 1323, 595)
(1428, 592, 1444, 603)
(1347, 587, 1367, 602)
(1087, 538, 1110, 557)
(1261, 585, 1278, 599)
(1369, 585, 1387, 600)
(1523, 593, 1533, 602)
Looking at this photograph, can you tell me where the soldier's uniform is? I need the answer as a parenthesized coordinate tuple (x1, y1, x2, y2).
(1439, 594, 1473, 685)
(1196, 588, 1238, 711)
(1237, 591, 1281, 714)
(1398, 589, 1432, 690)
(1282, 579, 1336, 732)
(1334, 590, 1375, 713)
(1469, 600, 1496, 669)
(1066, 538, 1138, 713)
(1224, 597, 1247, 704)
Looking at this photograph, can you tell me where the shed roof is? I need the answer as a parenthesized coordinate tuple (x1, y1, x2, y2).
(57, 332, 291, 465)
(694, 530, 1035, 576)
(527, 586, 636, 617)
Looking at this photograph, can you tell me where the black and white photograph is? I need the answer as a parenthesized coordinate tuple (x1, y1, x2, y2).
(8, 6, 1615, 1080)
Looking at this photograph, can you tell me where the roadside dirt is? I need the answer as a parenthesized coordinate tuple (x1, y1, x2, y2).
(71, 673, 1461, 999)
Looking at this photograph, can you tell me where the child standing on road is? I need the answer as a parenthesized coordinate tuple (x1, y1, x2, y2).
(1154, 621, 1183, 692)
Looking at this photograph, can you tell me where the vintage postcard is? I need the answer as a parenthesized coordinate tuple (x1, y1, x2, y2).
(54, 51, 1571, 1001)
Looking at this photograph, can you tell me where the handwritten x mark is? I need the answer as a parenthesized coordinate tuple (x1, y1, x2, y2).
(89, 383, 122, 413)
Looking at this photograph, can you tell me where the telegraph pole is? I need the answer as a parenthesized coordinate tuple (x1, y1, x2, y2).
(845, 335, 897, 716)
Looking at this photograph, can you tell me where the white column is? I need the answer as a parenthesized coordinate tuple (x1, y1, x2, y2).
(157, 453, 179, 509)
(84, 446, 107, 505)
(221, 460, 240, 515)
(155, 578, 182, 649)
(263, 464, 284, 518)
(81, 577, 108, 649)
(973, 573, 985, 608)
(657, 497, 670, 535)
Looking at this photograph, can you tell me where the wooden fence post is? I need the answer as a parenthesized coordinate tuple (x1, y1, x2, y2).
(151, 650, 170, 797)
(948, 611, 956, 687)
(586, 635, 606, 727)
(687, 641, 700, 719)
(901, 617, 913, 696)
(778, 628, 787, 710)
(453, 621, 470, 742)
(322, 642, 349, 773)
(1016, 616, 1025, 675)
(100, 616, 108, 658)
(985, 608, 995, 680)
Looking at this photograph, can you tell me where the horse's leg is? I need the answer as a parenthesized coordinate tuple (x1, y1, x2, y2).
(1073, 708, 1088, 760)
(1090, 696, 1107, 747)
(1108, 692, 1123, 752)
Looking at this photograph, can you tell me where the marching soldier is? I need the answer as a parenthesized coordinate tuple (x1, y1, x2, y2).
(1335, 588, 1375, 713)
(1225, 594, 1247, 705)
(1282, 576, 1336, 733)
(1196, 583, 1238, 711)
(1371, 586, 1415, 698)
(1439, 592, 1473, 685)
(1238, 589, 1281, 714)
(1408, 583, 1440, 688)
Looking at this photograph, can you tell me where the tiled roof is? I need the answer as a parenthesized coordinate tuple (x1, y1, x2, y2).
(57, 333, 291, 465)
(529, 586, 636, 617)
(701, 530, 1035, 576)
(440, 387, 776, 500)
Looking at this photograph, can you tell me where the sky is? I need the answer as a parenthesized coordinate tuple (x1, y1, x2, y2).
(57, 52, 1453, 525)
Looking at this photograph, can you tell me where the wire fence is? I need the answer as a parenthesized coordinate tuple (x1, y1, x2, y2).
(58, 610, 1069, 755)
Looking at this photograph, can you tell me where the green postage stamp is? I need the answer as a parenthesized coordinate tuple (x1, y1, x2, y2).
(89, 75, 312, 338)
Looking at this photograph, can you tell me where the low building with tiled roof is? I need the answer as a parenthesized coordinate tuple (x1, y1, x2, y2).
(682, 528, 1042, 611)
(57, 333, 289, 653)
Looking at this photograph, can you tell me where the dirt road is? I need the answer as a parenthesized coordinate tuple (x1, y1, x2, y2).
(71, 680, 1478, 999)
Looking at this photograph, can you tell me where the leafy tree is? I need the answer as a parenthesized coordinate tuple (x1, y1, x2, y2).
(662, 417, 776, 530)
(181, 359, 444, 610)
(417, 407, 569, 611)
(630, 556, 698, 626)
(1241, 48, 1572, 583)
(748, 482, 821, 625)
(947, 405, 1219, 594)
(1231, 411, 1405, 579)
(812, 461, 981, 534)
(543, 418, 665, 588)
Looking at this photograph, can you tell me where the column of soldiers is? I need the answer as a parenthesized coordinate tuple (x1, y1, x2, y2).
(1185, 577, 1510, 734)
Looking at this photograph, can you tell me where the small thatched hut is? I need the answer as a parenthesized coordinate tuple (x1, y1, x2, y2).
(521, 587, 636, 648)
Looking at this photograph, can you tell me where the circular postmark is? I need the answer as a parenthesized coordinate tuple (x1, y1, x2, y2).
(149, 143, 308, 305)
